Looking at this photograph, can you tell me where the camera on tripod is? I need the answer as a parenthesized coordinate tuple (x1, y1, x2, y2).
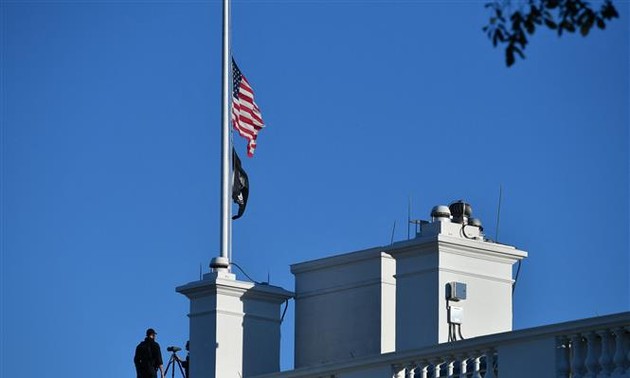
(164, 345, 186, 377)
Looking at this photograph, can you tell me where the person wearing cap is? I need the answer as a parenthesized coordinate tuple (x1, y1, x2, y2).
(134, 328, 165, 378)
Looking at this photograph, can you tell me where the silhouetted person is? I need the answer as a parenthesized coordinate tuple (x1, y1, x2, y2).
(134, 328, 165, 378)
(176, 340, 189, 378)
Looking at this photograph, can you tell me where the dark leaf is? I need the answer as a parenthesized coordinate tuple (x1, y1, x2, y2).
(561, 20, 576, 32)
(580, 15, 594, 36)
(574, 0, 588, 11)
(610, 6, 619, 18)
(496, 28, 504, 42)
(512, 45, 526, 59)
(506, 47, 515, 66)
(492, 29, 505, 46)
(580, 11, 593, 27)
(545, 0, 559, 9)
(601, 2, 619, 19)
(544, 18, 558, 29)
(596, 18, 606, 29)
(511, 11, 522, 23)
(530, 5, 542, 18)
(525, 19, 535, 34)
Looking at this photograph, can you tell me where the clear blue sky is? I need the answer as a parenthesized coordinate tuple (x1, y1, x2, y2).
(2, 1, 628, 377)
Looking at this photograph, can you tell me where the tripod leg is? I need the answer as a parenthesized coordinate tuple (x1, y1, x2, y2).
(164, 355, 173, 376)
(175, 358, 186, 378)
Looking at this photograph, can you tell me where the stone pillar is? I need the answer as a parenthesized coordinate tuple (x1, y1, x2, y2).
(390, 220, 527, 351)
(177, 272, 293, 378)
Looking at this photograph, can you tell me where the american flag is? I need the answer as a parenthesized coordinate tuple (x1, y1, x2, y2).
(232, 58, 264, 157)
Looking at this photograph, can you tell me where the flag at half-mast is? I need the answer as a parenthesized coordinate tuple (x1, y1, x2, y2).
(231, 58, 264, 157)
(231, 147, 249, 220)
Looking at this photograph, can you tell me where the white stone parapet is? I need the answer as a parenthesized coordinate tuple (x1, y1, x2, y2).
(254, 312, 630, 378)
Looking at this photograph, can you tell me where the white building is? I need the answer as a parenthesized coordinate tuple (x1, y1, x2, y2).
(177, 201, 630, 378)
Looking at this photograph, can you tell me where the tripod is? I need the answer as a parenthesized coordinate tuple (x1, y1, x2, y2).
(164, 349, 187, 378)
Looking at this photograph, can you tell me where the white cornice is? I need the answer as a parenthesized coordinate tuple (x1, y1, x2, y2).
(176, 277, 293, 302)
(291, 247, 394, 274)
(388, 234, 527, 262)
(290, 235, 525, 275)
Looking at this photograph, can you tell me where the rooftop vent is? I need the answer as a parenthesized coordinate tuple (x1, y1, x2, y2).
(449, 200, 472, 224)
(430, 205, 451, 222)
(468, 217, 483, 231)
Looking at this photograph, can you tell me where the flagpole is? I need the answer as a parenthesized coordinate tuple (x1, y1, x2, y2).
(211, 0, 231, 272)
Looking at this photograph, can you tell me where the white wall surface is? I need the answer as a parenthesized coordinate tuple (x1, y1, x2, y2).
(292, 249, 396, 368)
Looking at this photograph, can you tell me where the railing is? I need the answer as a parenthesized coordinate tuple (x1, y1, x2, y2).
(393, 320, 630, 378)
(557, 326, 630, 378)
(391, 349, 497, 378)
(254, 312, 629, 378)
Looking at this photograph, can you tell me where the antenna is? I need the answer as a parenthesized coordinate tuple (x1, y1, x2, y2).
(495, 185, 503, 241)
(390, 220, 397, 245)
(407, 195, 412, 240)
(494, 185, 522, 294)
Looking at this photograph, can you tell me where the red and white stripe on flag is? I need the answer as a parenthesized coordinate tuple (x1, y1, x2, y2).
(232, 58, 264, 157)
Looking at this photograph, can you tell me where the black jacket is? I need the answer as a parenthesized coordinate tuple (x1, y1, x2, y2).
(134, 337, 163, 378)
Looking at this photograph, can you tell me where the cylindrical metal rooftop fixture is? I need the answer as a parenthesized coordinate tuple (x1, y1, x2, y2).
(449, 200, 472, 224)
(430, 205, 451, 222)
(468, 217, 483, 231)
